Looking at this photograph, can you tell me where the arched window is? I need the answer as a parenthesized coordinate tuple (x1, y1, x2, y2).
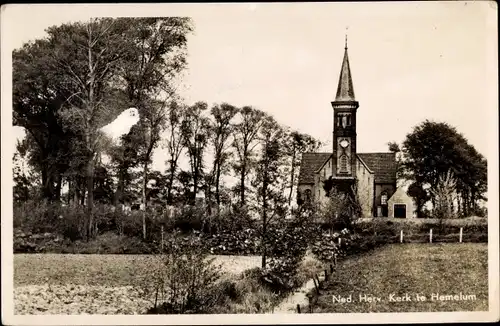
(381, 192, 388, 205)
(340, 154, 348, 173)
(305, 189, 312, 203)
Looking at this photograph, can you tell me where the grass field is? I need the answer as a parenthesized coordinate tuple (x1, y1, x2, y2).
(14, 254, 261, 286)
(13, 254, 261, 314)
(311, 243, 488, 313)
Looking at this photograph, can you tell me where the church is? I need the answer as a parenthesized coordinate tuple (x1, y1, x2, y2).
(297, 41, 414, 218)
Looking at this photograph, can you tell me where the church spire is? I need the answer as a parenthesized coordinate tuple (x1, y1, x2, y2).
(335, 39, 356, 102)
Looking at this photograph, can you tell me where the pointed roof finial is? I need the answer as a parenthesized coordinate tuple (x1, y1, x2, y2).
(345, 26, 348, 49)
(334, 31, 356, 102)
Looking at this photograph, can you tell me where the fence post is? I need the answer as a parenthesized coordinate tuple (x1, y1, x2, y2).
(459, 227, 463, 243)
(430, 228, 433, 243)
(297, 304, 301, 314)
(400, 230, 403, 243)
(330, 264, 334, 273)
(324, 269, 328, 281)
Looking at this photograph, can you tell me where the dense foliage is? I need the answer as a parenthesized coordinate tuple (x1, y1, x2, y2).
(391, 120, 487, 217)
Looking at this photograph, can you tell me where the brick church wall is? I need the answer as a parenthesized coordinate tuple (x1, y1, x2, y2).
(315, 157, 334, 205)
(356, 157, 374, 217)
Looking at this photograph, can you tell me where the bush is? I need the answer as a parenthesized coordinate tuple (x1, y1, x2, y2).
(58, 205, 87, 241)
(13, 200, 62, 234)
(140, 231, 223, 314)
(204, 228, 260, 255)
(260, 216, 311, 293)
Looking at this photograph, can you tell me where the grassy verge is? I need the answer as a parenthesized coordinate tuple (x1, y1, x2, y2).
(309, 243, 488, 313)
(14, 254, 261, 287)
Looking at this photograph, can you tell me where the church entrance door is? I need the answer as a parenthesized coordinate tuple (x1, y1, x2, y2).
(394, 204, 406, 218)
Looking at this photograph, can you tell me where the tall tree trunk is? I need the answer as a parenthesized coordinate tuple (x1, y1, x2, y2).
(261, 178, 268, 269)
(240, 159, 246, 206)
(193, 171, 198, 205)
(288, 150, 296, 206)
(55, 173, 63, 202)
(72, 176, 79, 206)
(142, 161, 148, 240)
(86, 158, 94, 240)
(215, 164, 221, 213)
(68, 179, 73, 205)
(115, 166, 125, 207)
(167, 165, 176, 205)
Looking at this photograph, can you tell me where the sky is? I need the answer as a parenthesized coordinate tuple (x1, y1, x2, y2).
(2, 2, 498, 172)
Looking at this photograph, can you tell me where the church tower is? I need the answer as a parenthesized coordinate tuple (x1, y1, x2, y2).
(331, 39, 358, 182)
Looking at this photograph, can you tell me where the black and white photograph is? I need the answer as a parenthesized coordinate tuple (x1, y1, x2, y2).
(1, 2, 498, 325)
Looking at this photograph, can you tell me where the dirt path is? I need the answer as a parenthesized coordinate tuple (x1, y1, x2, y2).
(273, 254, 325, 314)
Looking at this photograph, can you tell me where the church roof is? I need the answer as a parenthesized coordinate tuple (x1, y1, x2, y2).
(357, 153, 397, 184)
(334, 45, 356, 102)
(297, 152, 397, 185)
(298, 152, 332, 184)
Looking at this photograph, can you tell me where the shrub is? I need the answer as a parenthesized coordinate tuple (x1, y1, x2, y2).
(317, 187, 362, 231)
(140, 231, 223, 314)
(163, 205, 205, 233)
(58, 205, 87, 241)
(120, 211, 144, 238)
(222, 267, 280, 314)
(204, 228, 259, 255)
(260, 216, 311, 293)
(13, 200, 62, 234)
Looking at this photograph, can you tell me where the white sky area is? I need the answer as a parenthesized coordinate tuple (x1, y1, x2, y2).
(4, 2, 497, 174)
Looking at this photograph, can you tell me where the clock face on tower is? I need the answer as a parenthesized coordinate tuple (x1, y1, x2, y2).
(337, 137, 351, 175)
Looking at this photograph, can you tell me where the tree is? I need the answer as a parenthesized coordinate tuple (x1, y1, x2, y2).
(406, 182, 431, 217)
(108, 124, 142, 207)
(17, 18, 193, 240)
(118, 17, 192, 239)
(253, 115, 287, 269)
(232, 107, 266, 207)
(163, 101, 186, 205)
(429, 170, 457, 219)
(93, 164, 115, 204)
(47, 18, 135, 239)
(320, 186, 362, 231)
(207, 103, 238, 212)
(12, 38, 77, 202)
(401, 120, 487, 217)
(13, 140, 35, 202)
(283, 131, 322, 207)
(181, 102, 210, 205)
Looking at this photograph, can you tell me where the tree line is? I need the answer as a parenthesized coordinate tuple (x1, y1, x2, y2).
(12, 17, 322, 240)
(388, 120, 487, 218)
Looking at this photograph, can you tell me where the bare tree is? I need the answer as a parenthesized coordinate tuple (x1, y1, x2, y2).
(429, 170, 458, 219)
(52, 18, 132, 239)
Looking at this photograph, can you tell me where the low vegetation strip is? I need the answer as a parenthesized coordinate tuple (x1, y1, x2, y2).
(308, 243, 488, 313)
(14, 254, 261, 287)
(15, 285, 150, 315)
